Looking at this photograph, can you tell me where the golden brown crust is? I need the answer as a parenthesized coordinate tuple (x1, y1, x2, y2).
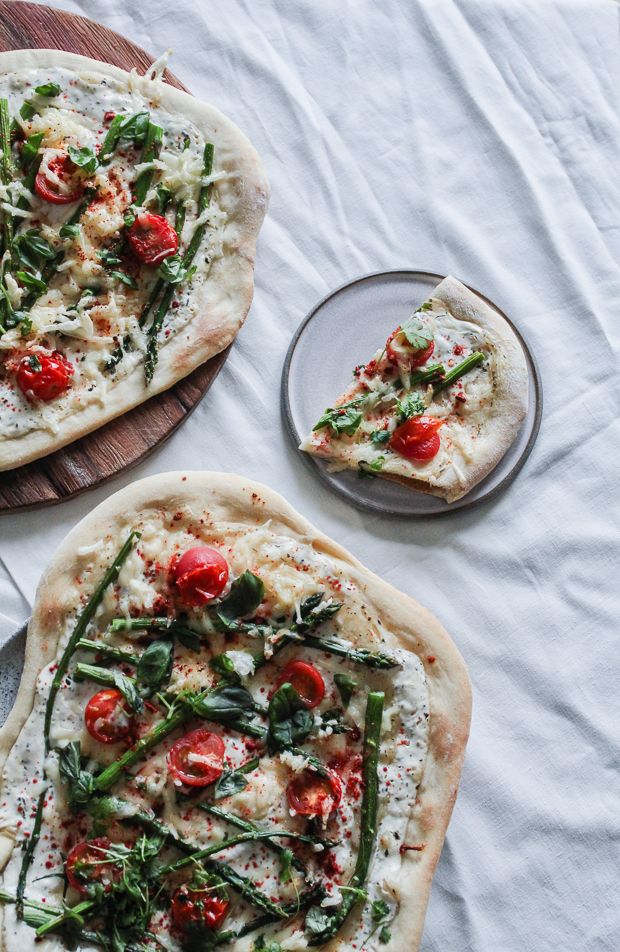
(0, 50, 270, 471)
(0, 473, 471, 952)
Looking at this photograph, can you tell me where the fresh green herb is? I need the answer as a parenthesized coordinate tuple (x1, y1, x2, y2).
(190, 682, 259, 723)
(312, 400, 363, 436)
(136, 639, 174, 692)
(209, 653, 239, 681)
(379, 926, 392, 943)
(370, 429, 391, 444)
(432, 351, 485, 395)
(14, 232, 56, 269)
(156, 253, 196, 285)
(19, 132, 44, 170)
(278, 848, 294, 883)
(155, 183, 173, 214)
(118, 111, 150, 145)
(99, 114, 125, 163)
(111, 271, 138, 289)
(371, 899, 390, 921)
(305, 906, 331, 934)
(212, 767, 250, 800)
(358, 457, 384, 479)
(399, 317, 433, 350)
(254, 937, 284, 952)
(334, 673, 356, 708)
(268, 682, 313, 751)
(57, 742, 96, 813)
(59, 222, 80, 239)
(73, 662, 144, 714)
(394, 392, 425, 422)
(28, 354, 42, 372)
(34, 82, 61, 97)
(217, 570, 265, 622)
(68, 145, 99, 176)
(307, 691, 384, 945)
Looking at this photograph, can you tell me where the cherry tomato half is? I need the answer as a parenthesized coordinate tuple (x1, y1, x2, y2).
(171, 885, 230, 932)
(167, 728, 225, 787)
(84, 689, 134, 744)
(276, 661, 325, 709)
(35, 154, 85, 204)
(66, 837, 120, 895)
(174, 546, 229, 607)
(389, 415, 443, 462)
(287, 768, 342, 817)
(386, 327, 434, 369)
(127, 212, 178, 266)
(16, 352, 73, 402)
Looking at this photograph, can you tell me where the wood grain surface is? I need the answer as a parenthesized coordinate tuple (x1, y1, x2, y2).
(0, 1, 231, 514)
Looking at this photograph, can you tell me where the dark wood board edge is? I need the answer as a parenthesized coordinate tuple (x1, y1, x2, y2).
(0, 2, 234, 513)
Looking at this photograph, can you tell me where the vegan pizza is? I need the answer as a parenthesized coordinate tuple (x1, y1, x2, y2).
(0, 472, 470, 952)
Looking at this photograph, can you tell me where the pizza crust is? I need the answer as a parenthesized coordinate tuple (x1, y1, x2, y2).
(0, 472, 471, 952)
(0, 50, 270, 471)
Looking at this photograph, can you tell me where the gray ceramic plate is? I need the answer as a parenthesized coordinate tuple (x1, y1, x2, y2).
(0, 623, 27, 728)
(282, 270, 542, 517)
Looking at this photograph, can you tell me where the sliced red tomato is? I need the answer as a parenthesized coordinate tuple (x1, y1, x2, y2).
(35, 154, 85, 204)
(386, 327, 434, 369)
(174, 546, 229, 607)
(167, 728, 225, 787)
(287, 768, 342, 817)
(389, 415, 443, 462)
(66, 837, 120, 895)
(127, 212, 178, 266)
(84, 689, 134, 744)
(276, 661, 325, 709)
(171, 885, 230, 932)
(16, 352, 73, 402)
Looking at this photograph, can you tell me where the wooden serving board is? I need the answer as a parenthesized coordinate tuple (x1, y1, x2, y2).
(0, 1, 231, 514)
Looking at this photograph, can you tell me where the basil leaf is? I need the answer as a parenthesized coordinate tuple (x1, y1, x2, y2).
(192, 683, 258, 722)
(34, 82, 61, 97)
(108, 670, 144, 714)
(19, 132, 44, 169)
(59, 223, 80, 239)
(111, 271, 138, 289)
(370, 429, 391, 444)
(136, 639, 173, 691)
(28, 354, 42, 372)
(278, 847, 294, 883)
(313, 402, 363, 436)
(175, 627, 201, 653)
(20, 233, 56, 260)
(268, 682, 313, 750)
(118, 111, 150, 145)
(58, 741, 95, 812)
(16, 271, 46, 293)
(68, 146, 99, 176)
(358, 456, 385, 479)
(305, 906, 331, 934)
(218, 570, 265, 622)
(209, 653, 239, 681)
(213, 767, 249, 800)
(98, 247, 122, 266)
(333, 673, 356, 709)
(156, 184, 173, 214)
(156, 254, 196, 285)
(379, 927, 392, 944)
(399, 317, 433, 350)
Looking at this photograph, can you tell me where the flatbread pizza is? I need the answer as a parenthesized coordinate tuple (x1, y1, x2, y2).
(300, 276, 528, 502)
(0, 50, 269, 471)
(0, 471, 470, 952)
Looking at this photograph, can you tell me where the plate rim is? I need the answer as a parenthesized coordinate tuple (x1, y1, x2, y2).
(281, 268, 543, 519)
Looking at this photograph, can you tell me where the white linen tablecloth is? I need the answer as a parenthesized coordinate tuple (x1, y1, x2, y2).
(1, 0, 619, 948)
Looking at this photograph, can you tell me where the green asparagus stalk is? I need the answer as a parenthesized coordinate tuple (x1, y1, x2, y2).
(0, 99, 13, 254)
(409, 362, 445, 387)
(301, 635, 399, 669)
(76, 639, 138, 665)
(133, 122, 163, 207)
(144, 142, 214, 383)
(15, 788, 44, 919)
(43, 531, 140, 751)
(99, 114, 125, 164)
(159, 828, 330, 875)
(432, 351, 485, 395)
(110, 616, 200, 642)
(308, 691, 384, 945)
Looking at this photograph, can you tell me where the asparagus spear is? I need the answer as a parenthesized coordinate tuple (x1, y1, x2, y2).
(432, 351, 485, 395)
(15, 788, 44, 919)
(144, 142, 214, 383)
(308, 691, 384, 946)
(0, 99, 13, 254)
(76, 639, 138, 665)
(159, 828, 330, 875)
(99, 114, 125, 164)
(43, 531, 140, 751)
(409, 361, 445, 387)
(133, 122, 163, 207)
(110, 616, 200, 642)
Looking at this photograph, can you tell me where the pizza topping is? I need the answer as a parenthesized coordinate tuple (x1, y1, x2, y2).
(390, 415, 443, 461)
(167, 728, 226, 786)
(34, 151, 87, 204)
(276, 661, 326, 708)
(15, 351, 73, 401)
(127, 211, 178, 266)
(171, 884, 230, 932)
(65, 837, 121, 895)
(287, 767, 342, 817)
(84, 688, 134, 744)
(386, 325, 434, 369)
(174, 545, 229, 606)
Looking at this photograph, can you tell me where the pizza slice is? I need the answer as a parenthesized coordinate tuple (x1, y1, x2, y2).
(0, 471, 470, 952)
(0, 50, 269, 471)
(300, 276, 529, 503)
